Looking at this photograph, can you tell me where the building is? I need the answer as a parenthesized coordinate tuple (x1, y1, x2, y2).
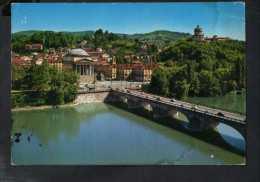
(191, 25, 232, 42)
(95, 57, 117, 80)
(192, 25, 204, 41)
(46, 55, 63, 70)
(12, 57, 31, 67)
(25, 44, 43, 50)
(117, 64, 133, 80)
(87, 51, 109, 59)
(204, 35, 232, 42)
(134, 63, 158, 82)
(63, 48, 95, 83)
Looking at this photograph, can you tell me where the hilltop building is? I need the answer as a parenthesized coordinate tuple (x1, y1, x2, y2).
(204, 35, 232, 42)
(192, 25, 204, 41)
(192, 25, 232, 42)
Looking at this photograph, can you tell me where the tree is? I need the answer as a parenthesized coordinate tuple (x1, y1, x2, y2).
(169, 79, 189, 99)
(233, 56, 246, 88)
(198, 70, 221, 96)
(149, 68, 169, 95)
(30, 60, 51, 91)
(189, 74, 200, 96)
(63, 72, 79, 103)
(12, 34, 30, 54)
(13, 61, 79, 107)
(46, 68, 64, 105)
(12, 66, 28, 89)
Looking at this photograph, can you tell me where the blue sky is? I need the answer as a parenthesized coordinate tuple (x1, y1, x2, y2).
(12, 2, 245, 40)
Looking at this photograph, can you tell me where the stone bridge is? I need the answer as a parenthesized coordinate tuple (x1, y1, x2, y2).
(111, 89, 247, 139)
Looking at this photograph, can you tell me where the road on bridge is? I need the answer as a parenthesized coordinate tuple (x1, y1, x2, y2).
(117, 89, 246, 124)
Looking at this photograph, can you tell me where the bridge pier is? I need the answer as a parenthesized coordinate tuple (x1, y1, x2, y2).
(151, 104, 177, 119)
(112, 90, 246, 140)
(180, 109, 246, 139)
(127, 98, 150, 110)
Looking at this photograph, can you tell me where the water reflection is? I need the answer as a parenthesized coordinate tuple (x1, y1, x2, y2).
(12, 103, 245, 165)
(183, 94, 246, 113)
(218, 124, 245, 151)
(181, 94, 246, 152)
(12, 103, 110, 145)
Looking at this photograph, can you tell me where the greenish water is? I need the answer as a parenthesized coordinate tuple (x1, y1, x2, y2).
(183, 94, 246, 114)
(12, 102, 245, 165)
(182, 94, 246, 151)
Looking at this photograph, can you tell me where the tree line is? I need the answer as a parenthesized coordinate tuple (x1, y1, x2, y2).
(12, 29, 159, 63)
(149, 39, 246, 98)
(12, 61, 79, 107)
(12, 31, 83, 54)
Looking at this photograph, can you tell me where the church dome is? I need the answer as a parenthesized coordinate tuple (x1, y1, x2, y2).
(67, 48, 90, 57)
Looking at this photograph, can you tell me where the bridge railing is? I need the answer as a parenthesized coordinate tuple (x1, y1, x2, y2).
(180, 99, 246, 116)
(113, 90, 246, 124)
(149, 96, 246, 124)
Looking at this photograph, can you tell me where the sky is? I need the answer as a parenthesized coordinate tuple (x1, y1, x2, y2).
(12, 2, 245, 40)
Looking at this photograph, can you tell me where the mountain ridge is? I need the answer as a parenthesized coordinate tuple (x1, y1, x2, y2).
(12, 30, 192, 45)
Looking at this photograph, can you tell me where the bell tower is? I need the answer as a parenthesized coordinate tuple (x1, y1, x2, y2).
(193, 25, 204, 41)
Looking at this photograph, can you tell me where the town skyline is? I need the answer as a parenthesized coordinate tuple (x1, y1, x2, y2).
(12, 2, 245, 41)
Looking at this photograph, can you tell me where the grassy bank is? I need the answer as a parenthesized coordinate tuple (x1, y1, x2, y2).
(12, 102, 79, 112)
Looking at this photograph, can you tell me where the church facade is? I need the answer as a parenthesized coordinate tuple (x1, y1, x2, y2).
(63, 48, 95, 83)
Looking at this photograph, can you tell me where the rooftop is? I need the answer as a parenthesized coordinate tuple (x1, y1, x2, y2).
(67, 48, 90, 57)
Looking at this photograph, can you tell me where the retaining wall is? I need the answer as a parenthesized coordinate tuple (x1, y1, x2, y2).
(75, 91, 113, 103)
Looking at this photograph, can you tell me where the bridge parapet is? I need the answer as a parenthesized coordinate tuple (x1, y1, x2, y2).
(111, 89, 246, 139)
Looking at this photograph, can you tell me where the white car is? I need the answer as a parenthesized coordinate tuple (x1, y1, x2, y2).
(192, 105, 198, 110)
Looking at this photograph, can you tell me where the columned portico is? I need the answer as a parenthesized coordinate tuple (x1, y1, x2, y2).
(63, 48, 95, 83)
(76, 63, 94, 76)
(75, 59, 95, 83)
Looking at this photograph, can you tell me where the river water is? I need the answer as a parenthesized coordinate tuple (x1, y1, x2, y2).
(11, 95, 245, 165)
(183, 94, 246, 151)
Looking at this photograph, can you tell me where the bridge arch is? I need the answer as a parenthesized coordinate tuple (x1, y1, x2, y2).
(111, 90, 246, 139)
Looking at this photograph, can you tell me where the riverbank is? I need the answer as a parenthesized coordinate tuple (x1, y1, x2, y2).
(12, 91, 113, 112)
(11, 102, 80, 112)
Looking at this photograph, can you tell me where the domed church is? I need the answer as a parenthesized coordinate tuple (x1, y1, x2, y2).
(63, 48, 95, 83)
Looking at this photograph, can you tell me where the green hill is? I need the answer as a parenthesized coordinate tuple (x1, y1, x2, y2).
(12, 30, 94, 36)
(128, 30, 192, 45)
(13, 30, 43, 36)
(13, 30, 191, 45)
(62, 31, 94, 36)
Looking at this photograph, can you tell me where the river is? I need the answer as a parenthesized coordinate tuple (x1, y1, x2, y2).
(183, 93, 246, 152)
(11, 95, 245, 165)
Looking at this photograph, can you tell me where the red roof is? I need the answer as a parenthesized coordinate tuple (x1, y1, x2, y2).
(12, 58, 31, 67)
(87, 51, 105, 54)
(132, 60, 142, 64)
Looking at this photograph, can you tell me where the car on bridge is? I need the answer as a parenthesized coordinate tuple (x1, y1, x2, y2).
(170, 98, 176, 102)
(217, 112, 225, 116)
(191, 105, 198, 110)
